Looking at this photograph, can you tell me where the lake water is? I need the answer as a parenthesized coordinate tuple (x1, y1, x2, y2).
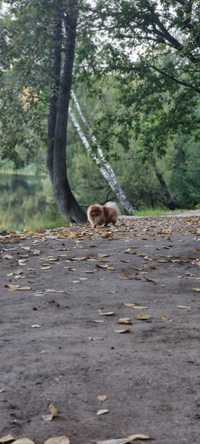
(0, 174, 65, 231)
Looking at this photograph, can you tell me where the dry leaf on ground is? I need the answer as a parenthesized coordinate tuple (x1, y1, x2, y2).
(96, 409, 109, 416)
(124, 303, 148, 310)
(41, 266, 52, 271)
(135, 313, 151, 321)
(114, 328, 131, 334)
(45, 289, 65, 293)
(43, 402, 59, 422)
(44, 437, 70, 444)
(2, 254, 13, 260)
(13, 439, 35, 444)
(49, 402, 59, 417)
(5, 284, 32, 291)
(96, 433, 151, 444)
(99, 310, 115, 316)
(118, 318, 132, 325)
(97, 395, 108, 402)
(0, 436, 15, 444)
(18, 259, 27, 266)
(160, 315, 168, 321)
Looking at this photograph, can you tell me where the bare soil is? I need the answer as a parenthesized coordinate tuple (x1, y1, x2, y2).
(0, 215, 200, 444)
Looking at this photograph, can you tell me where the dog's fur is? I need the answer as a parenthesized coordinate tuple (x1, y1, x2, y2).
(87, 202, 119, 228)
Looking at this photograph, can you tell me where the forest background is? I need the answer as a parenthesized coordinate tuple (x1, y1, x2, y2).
(0, 0, 200, 230)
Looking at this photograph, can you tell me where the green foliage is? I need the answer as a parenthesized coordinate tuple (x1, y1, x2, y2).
(0, 0, 200, 225)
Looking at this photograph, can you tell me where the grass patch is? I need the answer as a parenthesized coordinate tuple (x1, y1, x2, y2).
(0, 212, 68, 233)
(135, 208, 170, 217)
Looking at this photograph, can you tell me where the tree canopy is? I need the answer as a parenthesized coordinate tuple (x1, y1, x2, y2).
(1, 0, 200, 213)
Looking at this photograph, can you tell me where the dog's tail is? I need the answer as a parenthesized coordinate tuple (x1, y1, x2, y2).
(104, 201, 120, 215)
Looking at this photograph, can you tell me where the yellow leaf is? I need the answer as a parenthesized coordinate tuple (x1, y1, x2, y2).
(49, 402, 59, 418)
(135, 313, 151, 321)
(160, 315, 168, 321)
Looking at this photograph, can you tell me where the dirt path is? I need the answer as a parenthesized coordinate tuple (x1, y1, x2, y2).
(0, 215, 200, 444)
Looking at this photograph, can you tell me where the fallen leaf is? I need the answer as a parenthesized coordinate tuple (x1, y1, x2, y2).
(144, 277, 157, 285)
(5, 284, 32, 291)
(16, 286, 32, 291)
(99, 310, 115, 316)
(18, 259, 27, 266)
(43, 403, 59, 421)
(118, 318, 132, 325)
(84, 270, 95, 274)
(13, 439, 35, 444)
(114, 328, 131, 334)
(71, 256, 91, 261)
(160, 315, 168, 321)
(2, 254, 13, 260)
(89, 336, 104, 341)
(96, 409, 109, 416)
(96, 433, 151, 444)
(5, 284, 19, 291)
(0, 436, 15, 444)
(177, 305, 191, 310)
(124, 303, 148, 310)
(47, 256, 59, 262)
(32, 249, 40, 255)
(135, 313, 151, 321)
(44, 437, 70, 444)
(96, 263, 110, 270)
(45, 289, 65, 293)
(124, 248, 137, 254)
(97, 395, 108, 402)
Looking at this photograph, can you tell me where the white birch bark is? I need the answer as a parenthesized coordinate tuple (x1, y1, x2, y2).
(70, 92, 135, 214)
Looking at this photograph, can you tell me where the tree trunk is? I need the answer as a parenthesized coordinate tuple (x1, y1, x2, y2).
(48, 1, 86, 223)
(47, 5, 62, 183)
(152, 157, 177, 210)
(70, 92, 136, 214)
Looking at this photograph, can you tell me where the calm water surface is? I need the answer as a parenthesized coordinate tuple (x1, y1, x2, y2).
(0, 174, 63, 230)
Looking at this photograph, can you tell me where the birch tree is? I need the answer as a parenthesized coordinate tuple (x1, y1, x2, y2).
(69, 92, 135, 213)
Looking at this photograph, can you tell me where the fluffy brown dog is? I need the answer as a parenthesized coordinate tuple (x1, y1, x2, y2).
(87, 202, 119, 228)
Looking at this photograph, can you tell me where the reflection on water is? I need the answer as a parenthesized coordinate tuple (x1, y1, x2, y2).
(0, 174, 65, 231)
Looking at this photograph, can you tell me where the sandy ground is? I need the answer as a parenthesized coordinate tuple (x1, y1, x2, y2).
(0, 214, 200, 444)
